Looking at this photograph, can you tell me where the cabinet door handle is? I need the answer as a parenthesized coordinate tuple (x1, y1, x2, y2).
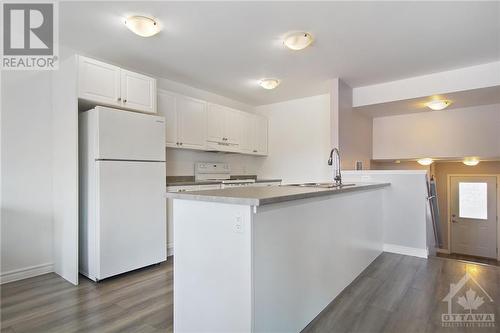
(253, 150, 257, 153)
(117, 97, 121, 101)
(123, 99, 127, 103)
(180, 142, 183, 146)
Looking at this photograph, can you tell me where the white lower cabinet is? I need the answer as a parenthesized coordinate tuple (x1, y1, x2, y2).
(166, 184, 221, 255)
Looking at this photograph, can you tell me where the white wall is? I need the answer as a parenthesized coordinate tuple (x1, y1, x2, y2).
(373, 103, 500, 160)
(343, 171, 429, 258)
(158, 78, 254, 113)
(353, 61, 500, 107)
(255, 94, 331, 184)
(1, 71, 54, 282)
(336, 79, 372, 170)
(52, 50, 79, 285)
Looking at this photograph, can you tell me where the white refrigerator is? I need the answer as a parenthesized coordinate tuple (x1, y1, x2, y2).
(79, 106, 166, 281)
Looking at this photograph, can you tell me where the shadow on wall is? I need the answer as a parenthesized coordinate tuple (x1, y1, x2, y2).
(0, 208, 54, 275)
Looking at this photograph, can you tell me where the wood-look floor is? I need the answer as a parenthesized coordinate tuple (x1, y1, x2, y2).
(436, 252, 500, 267)
(2, 253, 499, 333)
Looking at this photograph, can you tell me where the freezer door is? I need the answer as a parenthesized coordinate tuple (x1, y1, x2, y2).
(96, 160, 166, 280)
(96, 107, 165, 161)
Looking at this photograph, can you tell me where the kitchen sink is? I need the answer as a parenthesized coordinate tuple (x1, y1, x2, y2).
(286, 182, 356, 189)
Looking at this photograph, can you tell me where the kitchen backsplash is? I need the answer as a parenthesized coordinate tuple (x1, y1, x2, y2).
(166, 148, 265, 176)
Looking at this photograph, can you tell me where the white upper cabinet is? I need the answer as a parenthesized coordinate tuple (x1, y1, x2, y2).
(120, 70, 157, 114)
(157, 90, 207, 150)
(254, 115, 268, 155)
(206, 104, 226, 144)
(176, 95, 207, 150)
(225, 109, 242, 146)
(78, 56, 121, 107)
(239, 112, 254, 154)
(158, 89, 267, 155)
(157, 90, 177, 147)
(78, 56, 157, 114)
(239, 113, 268, 156)
(206, 103, 242, 151)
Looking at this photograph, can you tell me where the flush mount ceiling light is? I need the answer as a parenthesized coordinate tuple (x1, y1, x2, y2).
(259, 79, 280, 90)
(124, 15, 160, 37)
(463, 157, 480, 166)
(417, 158, 434, 166)
(426, 100, 451, 111)
(283, 32, 314, 50)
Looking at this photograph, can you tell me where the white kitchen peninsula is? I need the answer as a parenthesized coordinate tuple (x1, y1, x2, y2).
(168, 182, 392, 332)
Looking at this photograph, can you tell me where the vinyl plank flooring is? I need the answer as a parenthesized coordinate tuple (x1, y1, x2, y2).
(3, 253, 500, 333)
(303, 253, 500, 333)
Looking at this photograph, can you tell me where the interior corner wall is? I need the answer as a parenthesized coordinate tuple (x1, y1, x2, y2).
(331, 79, 373, 170)
(255, 94, 331, 183)
(1, 71, 54, 282)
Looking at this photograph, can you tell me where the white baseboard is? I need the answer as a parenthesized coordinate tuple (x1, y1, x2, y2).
(383, 243, 428, 258)
(167, 244, 174, 257)
(0, 263, 54, 284)
(436, 248, 451, 254)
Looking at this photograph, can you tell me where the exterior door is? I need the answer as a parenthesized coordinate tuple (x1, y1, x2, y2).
(450, 176, 497, 258)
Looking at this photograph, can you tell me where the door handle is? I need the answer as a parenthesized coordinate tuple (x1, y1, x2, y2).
(452, 219, 458, 223)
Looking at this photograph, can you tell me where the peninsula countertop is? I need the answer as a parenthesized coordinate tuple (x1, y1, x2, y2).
(165, 182, 390, 206)
(166, 176, 282, 187)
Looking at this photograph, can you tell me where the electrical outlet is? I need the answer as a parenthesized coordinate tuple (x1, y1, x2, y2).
(233, 215, 244, 233)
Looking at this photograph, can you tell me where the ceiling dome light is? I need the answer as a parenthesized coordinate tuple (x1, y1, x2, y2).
(426, 100, 451, 111)
(124, 16, 160, 37)
(463, 157, 480, 166)
(283, 32, 314, 50)
(259, 78, 280, 90)
(417, 158, 433, 166)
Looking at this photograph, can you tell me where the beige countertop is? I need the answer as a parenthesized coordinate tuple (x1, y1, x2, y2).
(165, 182, 390, 206)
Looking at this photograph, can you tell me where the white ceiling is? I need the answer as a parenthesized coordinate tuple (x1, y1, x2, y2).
(355, 86, 500, 118)
(60, 1, 500, 106)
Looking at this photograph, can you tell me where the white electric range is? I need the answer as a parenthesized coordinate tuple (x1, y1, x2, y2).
(195, 162, 255, 188)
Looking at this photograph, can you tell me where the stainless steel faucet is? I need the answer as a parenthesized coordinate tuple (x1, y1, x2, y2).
(328, 148, 342, 185)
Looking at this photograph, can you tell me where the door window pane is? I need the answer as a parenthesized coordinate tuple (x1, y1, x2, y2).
(459, 182, 488, 220)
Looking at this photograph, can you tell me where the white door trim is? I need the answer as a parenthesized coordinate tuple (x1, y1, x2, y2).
(446, 174, 500, 261)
